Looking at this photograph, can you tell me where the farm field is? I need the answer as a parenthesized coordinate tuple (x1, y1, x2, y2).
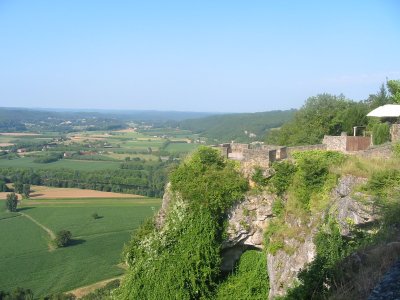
(19, 185, 143, 199)
(0, 157, 121, 171)
(165, 142, 199, 153)
(0, 196, 161, 297)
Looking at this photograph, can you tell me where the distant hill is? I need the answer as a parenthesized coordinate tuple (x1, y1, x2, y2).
(0, 107, 217, 132)
(179, 110, 296, 143)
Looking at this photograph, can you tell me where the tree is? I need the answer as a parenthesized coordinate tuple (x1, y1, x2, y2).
(0, 179, 9, 192)
(54, 230, 72, 248)
(0, 287, 34, 300)
(5, 193, 18, 212)
(365, 83, 391, 109)
(265, 94, 367, 146)
(22, 184, 30, 198)
(387, 79, 400, 103)
(14, 182, 23, 194)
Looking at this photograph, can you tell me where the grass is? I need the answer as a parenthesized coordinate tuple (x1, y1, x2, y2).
(0, 157, 121, 171)
(332, 155, 400, 179)
(0, 197, 161, 297)
(165, 143, 199, 153)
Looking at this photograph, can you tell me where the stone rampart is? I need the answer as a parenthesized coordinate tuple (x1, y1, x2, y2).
(322, 136, 347, 151)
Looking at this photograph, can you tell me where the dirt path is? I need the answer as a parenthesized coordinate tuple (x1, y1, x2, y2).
(19, 212, 56, 250)
(68, 276, 123, 298)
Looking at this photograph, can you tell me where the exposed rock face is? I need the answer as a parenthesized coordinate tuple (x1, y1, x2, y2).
(221, 191, 275, 271)
(329, 175, 376, 237)
(267, 230, 317, 299)
(267, 175, 372, 299)
(155, 183, 173, 229)
(223, 191, 275, 248)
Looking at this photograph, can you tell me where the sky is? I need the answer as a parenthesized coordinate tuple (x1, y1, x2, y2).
(0, 1, 399, 113)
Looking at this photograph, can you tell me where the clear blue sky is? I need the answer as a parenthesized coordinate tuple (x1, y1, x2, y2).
(0, 1, 399, 112)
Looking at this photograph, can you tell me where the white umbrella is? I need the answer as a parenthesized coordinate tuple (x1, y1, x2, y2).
(367, 104, 400, 117)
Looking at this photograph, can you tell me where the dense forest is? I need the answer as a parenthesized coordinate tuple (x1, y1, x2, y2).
(179, 110, 295, 143)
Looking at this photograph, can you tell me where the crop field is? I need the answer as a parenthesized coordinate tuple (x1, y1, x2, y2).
(165, 142, 200, 153)
(0, 185, 144, 200)
(30, 186, 144, 199)
(0, 157, 121, 171)
(0, 196, 161, 297)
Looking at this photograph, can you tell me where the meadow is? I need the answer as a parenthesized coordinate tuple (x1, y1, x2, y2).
(0, 157, 122, 171)
(0, 196, 161, 297)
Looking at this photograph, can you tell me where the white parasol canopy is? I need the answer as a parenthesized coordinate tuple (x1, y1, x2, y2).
(367, 104, 400, 117)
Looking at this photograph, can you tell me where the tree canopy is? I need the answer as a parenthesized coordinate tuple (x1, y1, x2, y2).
(266, 94, 369, 146)
(5, 193, 18, 212)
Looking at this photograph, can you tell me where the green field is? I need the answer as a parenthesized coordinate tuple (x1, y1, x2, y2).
(0, 157, 121, 171)
(165, 142, 199, 153)
(0, 197, 161, 297)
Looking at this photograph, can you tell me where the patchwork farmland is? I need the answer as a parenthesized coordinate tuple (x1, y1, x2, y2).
(0, 195, 161, 297)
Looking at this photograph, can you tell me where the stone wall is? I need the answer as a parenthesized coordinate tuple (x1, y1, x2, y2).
(322, 135, 347, 151)
(390, 124, 400, 142)
(214, 143, 287, 178)
(322, 135, 371, 152)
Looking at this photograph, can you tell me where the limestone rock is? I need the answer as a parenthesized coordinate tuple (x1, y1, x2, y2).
(221, 191, 275, 271)
(223, 191, 274, 249)
(329, 175, 376, 236)
(268, 232, 317, 299)
(267, 175, 371, 299)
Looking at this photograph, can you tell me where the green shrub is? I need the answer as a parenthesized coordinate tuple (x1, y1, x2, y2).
(393, 142, 400, 157)
(269, 161, 296, 196)
(291, 151, 344, 209)
(118, 147, 249, 299)
(366, 169, 400, 197)
(169, 146, 248, 213)
(216, 250, 268, 300)
(54, 230, 72, 248)
(252, 167, 267, 187)
(372, 123, 390, 145)
(272, 198, 285, 217)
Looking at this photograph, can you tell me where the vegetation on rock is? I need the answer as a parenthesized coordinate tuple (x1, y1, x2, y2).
(117, 147, 249, 299)
(216, 250, 268, 300)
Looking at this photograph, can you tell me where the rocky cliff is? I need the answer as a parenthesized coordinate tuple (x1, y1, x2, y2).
(157, 174, 378, 299)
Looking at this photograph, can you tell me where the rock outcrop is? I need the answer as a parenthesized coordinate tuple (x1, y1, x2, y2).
(158, 175, 376, 299)
(221, 191, 275, 271)
(266, 175, 373, 299)
(329, 175, 376, 237)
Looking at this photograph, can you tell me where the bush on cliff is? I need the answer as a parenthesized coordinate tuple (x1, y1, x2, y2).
(216, 250, 268, 300)
(117, 147, 248, 299)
